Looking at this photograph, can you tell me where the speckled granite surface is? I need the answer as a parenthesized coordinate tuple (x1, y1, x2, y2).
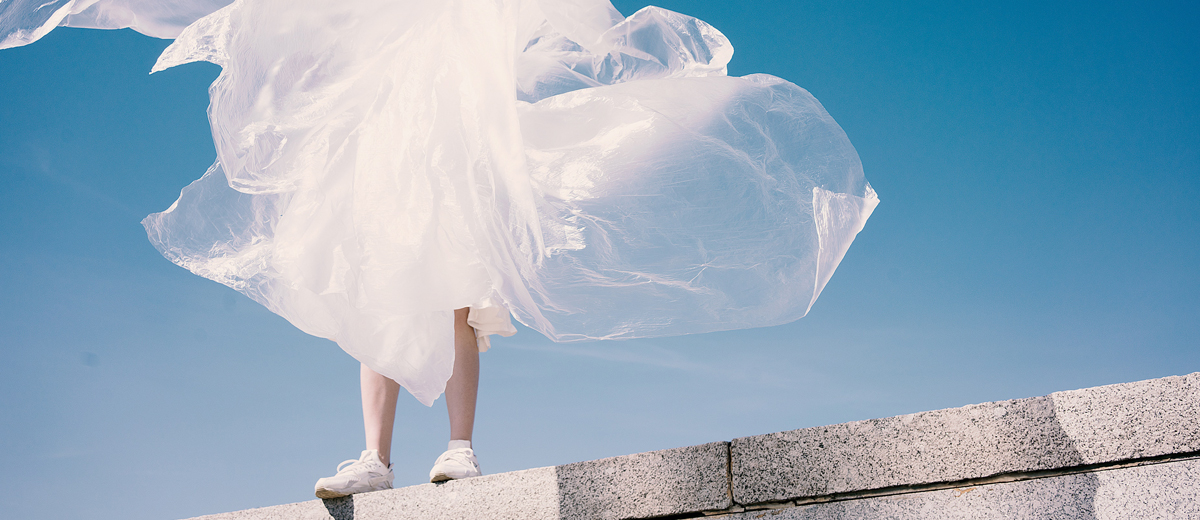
(555, 441, 732, 519)
(726, 458, 1200, 520)
(731, 372, 1200, 504)
(181, 467, 560, 520)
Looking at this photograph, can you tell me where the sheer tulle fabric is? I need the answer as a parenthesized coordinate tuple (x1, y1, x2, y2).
(2, 0, 877, 405)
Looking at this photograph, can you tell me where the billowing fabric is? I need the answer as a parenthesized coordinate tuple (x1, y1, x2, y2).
(0, 0, 232, 48)
(2, 0, 878, 405)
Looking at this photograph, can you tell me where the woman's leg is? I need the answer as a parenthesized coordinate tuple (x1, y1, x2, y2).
(361, 363, 400, 467)
(314, 364, 397, 498)
(446, 307, 479, 442)
(359, 308, 477, 478)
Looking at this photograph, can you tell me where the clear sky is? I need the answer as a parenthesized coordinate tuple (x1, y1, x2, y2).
(1, 1, 1197, 519)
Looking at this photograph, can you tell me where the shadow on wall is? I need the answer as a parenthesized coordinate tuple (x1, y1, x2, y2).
(997, 395, 1102, 520)
(796, 395, 1106, 519)
(834, 395, 1106, 519)
(1044, 396, 1102, 520)
(323, 496, 354, 520)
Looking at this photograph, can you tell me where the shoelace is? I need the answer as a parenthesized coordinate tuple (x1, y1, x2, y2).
(336, 458, 375, 474)
(437, 448, 478, 469)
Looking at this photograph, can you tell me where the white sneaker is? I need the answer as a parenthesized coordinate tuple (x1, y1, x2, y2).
(429, 446, 481, 482)
(314, 449, 394, 499)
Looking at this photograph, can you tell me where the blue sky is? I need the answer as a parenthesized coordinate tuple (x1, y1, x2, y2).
(1, 1, 1197, 518)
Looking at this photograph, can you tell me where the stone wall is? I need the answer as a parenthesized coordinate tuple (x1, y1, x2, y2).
(185, 373, 1200, 520)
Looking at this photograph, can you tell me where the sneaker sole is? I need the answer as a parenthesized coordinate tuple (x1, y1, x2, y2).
(430, 471, 481, 483)
(315, 488, 349, 499)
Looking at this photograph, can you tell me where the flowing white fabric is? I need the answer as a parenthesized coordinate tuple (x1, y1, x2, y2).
(2, 0, 878, 405)
(0, 0, 232, 48)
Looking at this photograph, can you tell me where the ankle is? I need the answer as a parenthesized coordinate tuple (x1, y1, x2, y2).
(448, 439, 471, 450)
(369, 448, 391, 467)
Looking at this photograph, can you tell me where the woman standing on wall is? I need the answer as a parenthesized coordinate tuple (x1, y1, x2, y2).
(0, 0, 877, 497)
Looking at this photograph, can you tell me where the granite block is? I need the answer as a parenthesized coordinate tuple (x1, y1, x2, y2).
(183, 466, 560, 520)
(725, 458, 1200, 520)
(731, 373, 1200, 504)
(1050, 373, 1200, 463)
(555, 441, 732, 519)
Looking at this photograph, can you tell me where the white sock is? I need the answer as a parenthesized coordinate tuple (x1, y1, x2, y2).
(448, 439, 471, 450)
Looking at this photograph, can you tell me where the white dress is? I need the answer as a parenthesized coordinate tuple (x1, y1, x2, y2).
(2, 0, 878, 405)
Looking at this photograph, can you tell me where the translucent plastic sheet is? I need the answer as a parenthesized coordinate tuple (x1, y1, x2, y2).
(2, 0, 877, 404)
(0, 0, 232, 48)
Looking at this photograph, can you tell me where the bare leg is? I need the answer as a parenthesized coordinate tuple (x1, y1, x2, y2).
(446, 307, 479, 443)
(360, 309, 476, 468)
(361, 363, 400, 467)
